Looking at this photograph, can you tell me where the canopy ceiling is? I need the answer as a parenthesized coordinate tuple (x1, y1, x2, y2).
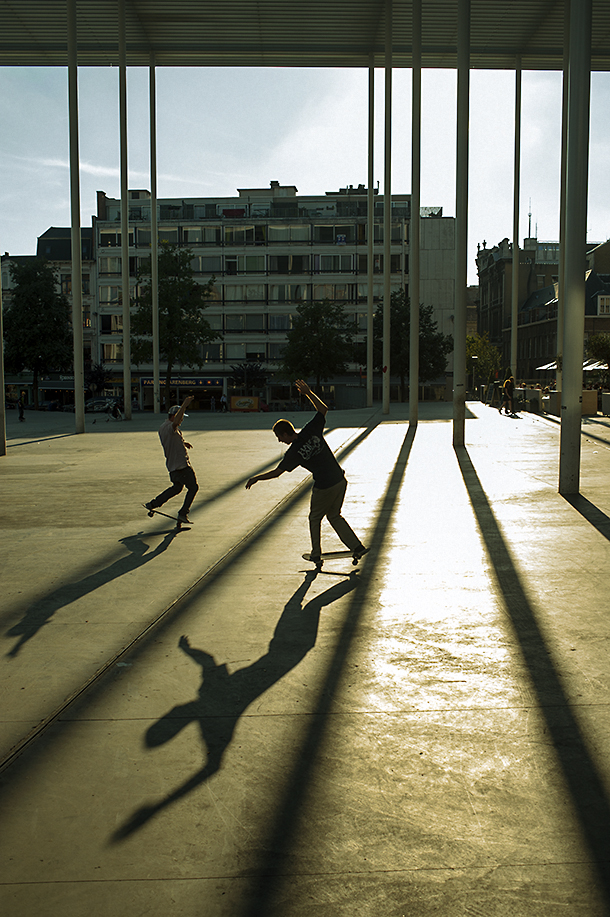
(1, 0, 609, 72)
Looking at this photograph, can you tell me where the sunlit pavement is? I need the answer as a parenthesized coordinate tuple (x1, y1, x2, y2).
(1, 401, 609, 916)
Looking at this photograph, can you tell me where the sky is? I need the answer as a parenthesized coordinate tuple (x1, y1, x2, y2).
(1, 65, 610, 285)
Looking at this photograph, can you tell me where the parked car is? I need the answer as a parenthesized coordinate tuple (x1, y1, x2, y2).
(38, 400, 61, 412)
(62, 403, 76, 412)
(85, 398, 115, 413)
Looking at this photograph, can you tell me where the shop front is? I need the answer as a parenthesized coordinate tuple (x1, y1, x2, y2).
(139, 376, 224, 411)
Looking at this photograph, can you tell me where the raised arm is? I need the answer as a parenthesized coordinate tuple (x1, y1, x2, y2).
(295, 379, 328, 416)
(171, 394, 194, 429)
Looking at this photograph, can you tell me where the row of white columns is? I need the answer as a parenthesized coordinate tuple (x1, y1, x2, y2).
(0, 1, 593, 500)
(65, 0, 161, 427)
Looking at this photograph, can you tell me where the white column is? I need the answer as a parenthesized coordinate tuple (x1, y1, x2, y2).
(511, 62, 522, 377)
(453, 0, 469, 446)
(559, 0, 591, 495)
(366, 59, 375, 408)
(409, 0, 421, 425)
(557, 2, 570, 394)
(382, 0, 392, 415)
(150, 56, 160, 413)
(68, 0, 85, 434)
(119, 0, 132, 420)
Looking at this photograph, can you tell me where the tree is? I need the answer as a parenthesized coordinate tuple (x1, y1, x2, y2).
(85, 363, 113, 399)
(3, 259, 73, 408)
(586, 332, 610, 387)
(131, 244, 219, 408)
(370, 289, 453, 400)
(278, 299, 356, 389)
(228, 361, 267, 395)
(466, 331, 502, 389)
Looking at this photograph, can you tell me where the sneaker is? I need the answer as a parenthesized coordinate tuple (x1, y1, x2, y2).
(177, 512, 191, 525)
(144, 501, 156, 511)
(353, 545, 370, 560)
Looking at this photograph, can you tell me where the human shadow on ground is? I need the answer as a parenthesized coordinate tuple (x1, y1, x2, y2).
(563, 494, 610, 543)
(5, 531, 177, 657)
(456, 446, 610, 905)
(111, 570, 358, 842)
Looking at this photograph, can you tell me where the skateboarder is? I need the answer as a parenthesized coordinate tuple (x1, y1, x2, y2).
(145, 395, 198, 525)
(245, 379, 368, 564)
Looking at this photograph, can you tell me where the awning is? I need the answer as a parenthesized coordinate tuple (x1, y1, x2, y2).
(536, 359, 609, 371)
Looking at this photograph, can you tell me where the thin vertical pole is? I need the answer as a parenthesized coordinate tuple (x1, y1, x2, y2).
(511, 62, 522, 377)
(559, 0, 591, 495)
(119, 0, 132, 420)
(367, 58, 375, 408)
(150, 55, 160, 413)
(557, 0, 570, 393)
(382, 0, 392, 415)
(453, 0, 470, 446)
(409, 0, 421, 425)
(67, 0, 85, 434)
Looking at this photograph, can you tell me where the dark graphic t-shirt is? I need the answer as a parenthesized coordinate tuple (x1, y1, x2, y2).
(278, 412, 344, 489)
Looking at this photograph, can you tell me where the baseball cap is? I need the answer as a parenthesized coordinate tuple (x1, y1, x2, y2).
(168, 405, 187, 417)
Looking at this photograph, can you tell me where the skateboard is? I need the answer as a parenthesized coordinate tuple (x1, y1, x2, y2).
(302, 550, 364, 569)
(143, 504, 193, 530)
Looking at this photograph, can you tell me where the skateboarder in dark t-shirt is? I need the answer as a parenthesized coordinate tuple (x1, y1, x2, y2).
(245, 379, 368, 563)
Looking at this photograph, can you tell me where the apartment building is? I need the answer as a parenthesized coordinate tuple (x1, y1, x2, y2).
(94, 182, 456, 406)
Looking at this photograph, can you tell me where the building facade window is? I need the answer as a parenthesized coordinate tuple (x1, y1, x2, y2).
(598, 295, 610, 315)
(226, 343, 246, 360)
(269, 314, 292, 331)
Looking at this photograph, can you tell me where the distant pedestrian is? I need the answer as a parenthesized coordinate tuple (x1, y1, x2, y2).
(17, 399, 25, 422)
(499, 376, 514, 415)
(145, 396, 198, 525)
(504, 376, 515, 414)
(210, 396, 216, 413)
(220, 393, 228, 413)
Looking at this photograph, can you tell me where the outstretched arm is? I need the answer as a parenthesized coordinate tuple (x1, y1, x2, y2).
(295, 379, 328, 416)
(245, 466, 285, 489)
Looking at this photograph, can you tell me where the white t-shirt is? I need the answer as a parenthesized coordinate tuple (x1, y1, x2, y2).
(159, 419, 190, 472)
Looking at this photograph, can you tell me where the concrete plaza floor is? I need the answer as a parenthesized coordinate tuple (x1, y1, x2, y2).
(1, 400, 610, 916)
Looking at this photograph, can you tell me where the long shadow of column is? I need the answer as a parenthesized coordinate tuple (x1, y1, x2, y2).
(111, 570, 359, 842)
(455, 446, 610, 903)
(5, 531, 178, 657)
(242, 423, 417, 914)
(563, 494, 610, 541)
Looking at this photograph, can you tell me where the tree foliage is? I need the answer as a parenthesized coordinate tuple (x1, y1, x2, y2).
(278, 299, 356, 389)
(586, 332, 610, 387)
(3, 259, 72, 407)
(370, 289, 453, 398)
(466, 331, 502, 386)
(228, 361, 268, 395)
(131, 244, 219, 407)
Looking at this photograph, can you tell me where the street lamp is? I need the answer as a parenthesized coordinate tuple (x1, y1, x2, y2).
(471, 355, 478, 397)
